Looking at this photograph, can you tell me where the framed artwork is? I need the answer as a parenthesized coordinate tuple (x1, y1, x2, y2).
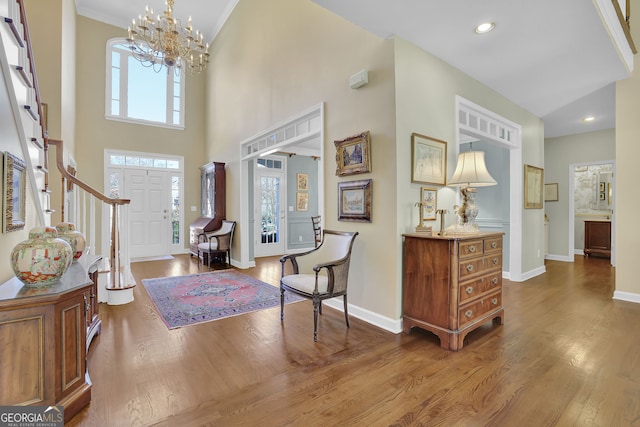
(524, 164, 543, 209)
(3, 151, 27, 232)
(296, 192, 309, 211)
(544, 183, 558, 202)
(338, 179, 372, 222)
(420, 187, 437, 221)
(411, 133, 447, 185)
(334, 131, 371, 176)
(296, 173, 308, 191)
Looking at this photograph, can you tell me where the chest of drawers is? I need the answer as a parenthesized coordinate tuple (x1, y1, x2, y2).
(402, 231, 504, 351)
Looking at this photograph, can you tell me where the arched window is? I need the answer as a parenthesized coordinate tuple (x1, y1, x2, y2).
(105, 38, 185, 129)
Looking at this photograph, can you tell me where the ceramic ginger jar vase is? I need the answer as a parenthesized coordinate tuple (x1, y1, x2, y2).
(10, 226, 73, 286)
(56, 222, 86, 262)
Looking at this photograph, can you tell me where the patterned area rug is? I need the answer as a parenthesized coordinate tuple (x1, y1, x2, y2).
(142, 270, 304, 329)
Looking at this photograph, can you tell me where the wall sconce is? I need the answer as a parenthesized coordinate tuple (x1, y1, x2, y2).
(447, 147, 496, 234)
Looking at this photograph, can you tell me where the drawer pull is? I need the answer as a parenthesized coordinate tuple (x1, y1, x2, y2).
(466, 286, 473, 294)
(465, 310, 473, 318)
(466, 264, 473, 272)
(491, 241, 497, 249)
(469, 245, 476, 253)
(491, 298, 498, 305)
(492, 277, 499, 285)
(492, 258, 499, 265)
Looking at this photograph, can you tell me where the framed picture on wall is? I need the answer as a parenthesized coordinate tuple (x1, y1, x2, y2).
(524, 164, 543, 209)
(296, 192, 309, 211)
(297, 173, 308, 191)
(411, 133, 447, 185)
(338, 179, 372, 222)
(544, 183, 558, 202)
(3, 151, 27, 232)
(334, 131, 372, 176)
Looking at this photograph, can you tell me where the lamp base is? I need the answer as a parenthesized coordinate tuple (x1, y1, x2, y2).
(445, 222, 479, 236)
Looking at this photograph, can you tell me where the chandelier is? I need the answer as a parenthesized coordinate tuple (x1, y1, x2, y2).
(127, 0, 210, 74)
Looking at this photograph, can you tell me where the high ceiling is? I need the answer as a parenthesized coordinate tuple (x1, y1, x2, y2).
(76, 0, 631, 138)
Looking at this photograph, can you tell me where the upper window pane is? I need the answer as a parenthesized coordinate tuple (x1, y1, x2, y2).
(127, 57, 167, 123)
(106, 40, 185, 129)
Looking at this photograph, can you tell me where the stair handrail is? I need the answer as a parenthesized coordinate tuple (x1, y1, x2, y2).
(46, 139, 130, 206)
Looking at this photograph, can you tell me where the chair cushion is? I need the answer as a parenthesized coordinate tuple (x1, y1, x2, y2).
(197, 241, 219, 251)
(281, 274, 328, 294)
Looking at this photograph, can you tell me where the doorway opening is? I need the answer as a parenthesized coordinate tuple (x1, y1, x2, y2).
(455, 96, 524, 281)
(238, 103, 324, 268)
(569, 161, 615, 266)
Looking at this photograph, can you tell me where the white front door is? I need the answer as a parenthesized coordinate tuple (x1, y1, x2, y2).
(254, 159, 286, 257)
(126, 169, 170, 258)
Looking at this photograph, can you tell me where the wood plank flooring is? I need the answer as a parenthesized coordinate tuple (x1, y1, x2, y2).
(66, 254, 640, 426)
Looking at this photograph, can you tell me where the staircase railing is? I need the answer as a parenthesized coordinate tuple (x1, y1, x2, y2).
(4, 0, 133, 296)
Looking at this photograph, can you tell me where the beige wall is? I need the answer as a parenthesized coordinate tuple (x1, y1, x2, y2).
(394, 37, 545, 283)
(204, 0, 544, 320)
(205, 0, 398, 318)
(615, 0, 640, 297)
(544, 129, 615, 258)
(75, 16, 207, 250)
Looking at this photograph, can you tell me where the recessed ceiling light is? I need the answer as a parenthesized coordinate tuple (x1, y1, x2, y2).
(582, 116, 595, 122)
(474, 22, 495, 34)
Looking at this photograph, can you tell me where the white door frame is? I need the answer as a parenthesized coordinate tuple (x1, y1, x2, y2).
(238, 103, 324, 269)
(455, 96, 524, 281)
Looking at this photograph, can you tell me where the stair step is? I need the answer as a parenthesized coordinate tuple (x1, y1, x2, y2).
(23, 104, 37, 120)
(3, 17, 24, 47)
(14, 65, 32, 87)
(30, 137, 42, 149)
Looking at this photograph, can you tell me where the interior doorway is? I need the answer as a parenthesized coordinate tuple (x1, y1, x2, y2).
(238, 103, 324, 269)
(456, 96, 524, 281)
(569, 161, 616, 266)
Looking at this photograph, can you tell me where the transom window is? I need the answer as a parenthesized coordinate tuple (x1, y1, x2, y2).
(106, 39, 185, 129)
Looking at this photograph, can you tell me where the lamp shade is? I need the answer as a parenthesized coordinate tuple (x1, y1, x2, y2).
(448, 151, 497, 187)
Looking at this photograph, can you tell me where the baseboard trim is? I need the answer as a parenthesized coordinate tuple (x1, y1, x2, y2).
(545, 254, 574, 262)
(518, 265, 546, 282)
(323, 299, 402, 334)
(613, 291, 640, 304)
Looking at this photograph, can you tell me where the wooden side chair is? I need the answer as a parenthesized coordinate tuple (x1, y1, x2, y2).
(311, 215, 322, 247)
(197, 220, 236, 269)
(279, 230, 359, 341)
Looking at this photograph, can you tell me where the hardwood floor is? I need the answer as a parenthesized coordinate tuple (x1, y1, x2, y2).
(66, 254, 640, 426)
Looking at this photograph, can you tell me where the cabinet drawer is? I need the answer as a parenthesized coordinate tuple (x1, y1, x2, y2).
(458, 291, 502, 329)
(459, 254, 502, 280)
(484, 237, 502, 254)
(459, 272, 502, 304)
(459, 239, 483, 259)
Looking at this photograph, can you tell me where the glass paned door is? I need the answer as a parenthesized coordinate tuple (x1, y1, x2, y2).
(254, 160, 286, 257)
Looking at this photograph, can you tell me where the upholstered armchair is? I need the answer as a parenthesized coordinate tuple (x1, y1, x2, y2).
(279, 230, 358, 341)
(197, 220, 236, 269)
